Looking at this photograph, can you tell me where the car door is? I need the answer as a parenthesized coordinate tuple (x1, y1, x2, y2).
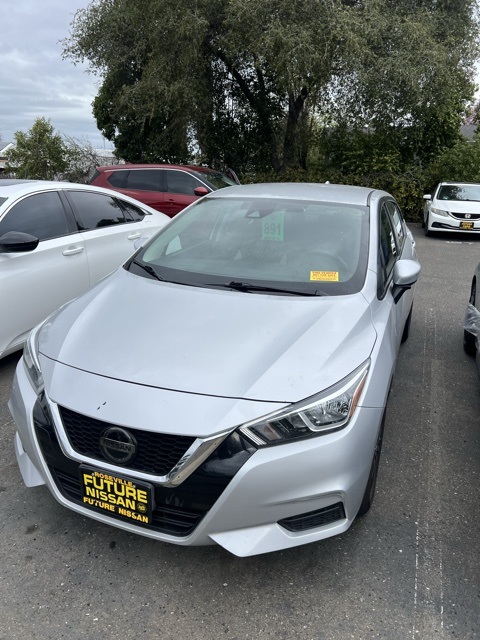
(64, 189, 150, 285)
(378, 200, 413, 349)
(116, 197, 169, 238)
(0, 190, 88, 356)
(163, 169, 209, 216)
(121, 169, 166, 212)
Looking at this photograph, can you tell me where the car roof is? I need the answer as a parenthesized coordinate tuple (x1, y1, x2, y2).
(204, 182, 382, 206)
(0, 180, 119, 199)
(96, 164, 217, 174)
(0, 180, 165, 219)
(438, 181, 480, 187)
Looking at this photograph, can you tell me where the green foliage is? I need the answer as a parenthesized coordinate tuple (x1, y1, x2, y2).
(242, 165, 426, 223)
(426, 136, 480, 187)
(5, 120, 111, 183)
(6, 118, 67, 179)
(63, 0, 480, 174)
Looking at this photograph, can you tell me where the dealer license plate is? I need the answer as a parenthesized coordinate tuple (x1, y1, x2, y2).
(460, 221, 474, 230)
(79, 465, 153, 525)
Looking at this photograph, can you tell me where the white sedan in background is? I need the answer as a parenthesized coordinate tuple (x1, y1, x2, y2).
(423, 182, 480, 236)
(0, 180, 169, 359)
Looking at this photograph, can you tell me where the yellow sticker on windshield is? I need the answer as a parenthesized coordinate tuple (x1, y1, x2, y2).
(310, 271, 339, 282)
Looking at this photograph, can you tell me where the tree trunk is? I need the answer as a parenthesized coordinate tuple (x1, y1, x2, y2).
(280, 87, 309, 172)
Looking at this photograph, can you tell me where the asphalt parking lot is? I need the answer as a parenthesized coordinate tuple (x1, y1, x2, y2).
(0, 223, 479, 640)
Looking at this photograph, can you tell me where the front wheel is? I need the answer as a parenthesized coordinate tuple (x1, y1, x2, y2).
(357, 411, 386, 518)
(424, 213, 432, 237)
(401, 305, 413, 343)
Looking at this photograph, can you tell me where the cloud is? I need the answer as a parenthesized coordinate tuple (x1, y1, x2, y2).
(0, 0, 109, 148)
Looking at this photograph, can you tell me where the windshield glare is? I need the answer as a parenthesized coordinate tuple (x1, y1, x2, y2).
(132, 197, 369, 295)
(437, 184, 480, 202)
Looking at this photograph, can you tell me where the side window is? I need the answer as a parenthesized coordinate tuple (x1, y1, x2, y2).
(386, 201, 405, 248)
(66, 191, 127, 230)
(118, 199, 147, 222)
(166, 170, 201, 195)
(107, 170, 128, 188)
(0, 192, 70, 241)
(378, 203, 398, 297)
(125, 170, 162, 191)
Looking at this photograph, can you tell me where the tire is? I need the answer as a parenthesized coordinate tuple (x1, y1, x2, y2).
(401, 305, 413, 343)
(424, 213, 431, 236)
(357, 411, 386, 518)
(463, 279, 477, 356)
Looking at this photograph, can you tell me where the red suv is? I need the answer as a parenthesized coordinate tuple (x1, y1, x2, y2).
(89, 164, 238, 217)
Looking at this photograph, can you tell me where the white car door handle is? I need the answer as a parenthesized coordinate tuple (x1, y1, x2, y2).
(127, 232, 142, 240)
(62, 246, 85, 256)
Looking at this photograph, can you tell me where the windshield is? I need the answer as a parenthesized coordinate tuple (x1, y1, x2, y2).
(128, 196, 370, 295)
(191, 170, 237, 190)
(437, 184, 480, 202)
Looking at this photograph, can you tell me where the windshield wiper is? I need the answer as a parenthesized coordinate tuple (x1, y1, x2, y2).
(223, 280, 322, 296)
(131, 259, 164, 281)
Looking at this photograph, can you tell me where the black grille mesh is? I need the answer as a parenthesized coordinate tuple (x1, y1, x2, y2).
(59, 406, 195, 476)
(450, 212, 480, 220)
(51, 467, 204, 536)
(278, 502, 346, 532)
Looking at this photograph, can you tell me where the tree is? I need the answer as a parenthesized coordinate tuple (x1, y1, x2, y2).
(325, 0, 479, 168)
(63, 0, 479, 173)
(426, 133, 480, 186)
(5, 120, 111, 182)
(6, 118, 67, 179)
(62, 135, 113, 183)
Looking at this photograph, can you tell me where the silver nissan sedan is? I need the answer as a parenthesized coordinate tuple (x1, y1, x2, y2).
(9, 183, 420, 556)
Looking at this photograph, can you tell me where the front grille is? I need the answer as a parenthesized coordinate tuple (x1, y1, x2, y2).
(34, 396, 255, 539)
(450, 212, 480, 220)
(278, 502, 346, 532)
(59, 406, 195, 476)
(51, 468, 204, 536)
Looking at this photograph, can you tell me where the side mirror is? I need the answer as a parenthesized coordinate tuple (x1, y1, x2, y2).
(0, 231, 40, 253)
(194, 186, 209, 197)
(392, 259, 421, 303)
(423, 194, 432, 201)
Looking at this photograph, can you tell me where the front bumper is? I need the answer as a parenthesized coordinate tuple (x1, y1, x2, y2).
(429, 212, 480, 233)
(9, 358, 384, 557)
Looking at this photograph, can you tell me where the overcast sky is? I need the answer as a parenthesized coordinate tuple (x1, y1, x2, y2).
(1, 0, 111, 149)
(2, 2, 479, 152)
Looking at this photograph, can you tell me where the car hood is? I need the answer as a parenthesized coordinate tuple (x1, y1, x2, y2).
(435, 199, 480, 213)
(38, 268, 377, 403)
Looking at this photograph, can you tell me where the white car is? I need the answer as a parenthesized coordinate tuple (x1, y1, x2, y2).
(0, 180, 169, 359)
(9, 183, 420, 556)
(423, 182, 480, 236)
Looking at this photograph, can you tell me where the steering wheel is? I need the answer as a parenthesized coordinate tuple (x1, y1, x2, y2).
(304, 250, 349, 273)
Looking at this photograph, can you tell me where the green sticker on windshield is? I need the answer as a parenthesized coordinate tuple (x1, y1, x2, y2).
(262, 211, 284, 242)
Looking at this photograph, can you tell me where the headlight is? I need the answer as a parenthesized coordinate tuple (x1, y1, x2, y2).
(239, 360, 370, 446)
(431, 207, 449, 218)
(23, 324, 44, 394)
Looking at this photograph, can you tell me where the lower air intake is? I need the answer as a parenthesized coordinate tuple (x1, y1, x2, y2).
(278, 502, 346, 532)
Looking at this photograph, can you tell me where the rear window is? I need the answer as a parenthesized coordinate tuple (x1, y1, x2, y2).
(107, 170, 129, 188)
(88, 170, 101, 185)
(124, 170, 162, 191)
